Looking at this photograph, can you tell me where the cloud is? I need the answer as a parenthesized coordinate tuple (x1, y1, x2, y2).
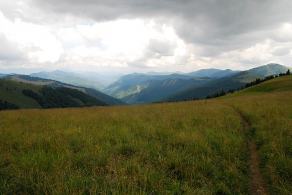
(0, 0, 292, 73)
(0, 34, 25, 62)
(31, 0, 292, 45)
(0, 11, 63, 68)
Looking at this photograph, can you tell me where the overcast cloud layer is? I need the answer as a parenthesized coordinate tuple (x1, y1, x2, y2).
(0, 0, 292, 73)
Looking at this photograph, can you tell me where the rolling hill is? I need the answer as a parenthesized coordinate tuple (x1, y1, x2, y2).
(234, 73, 292, 94)
(0, 75, 291, 194)
(0, 75, 124, 109)
(7, 74, 124, 105)
(0, 79, 107, 109)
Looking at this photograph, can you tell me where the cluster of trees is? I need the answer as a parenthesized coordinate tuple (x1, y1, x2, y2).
(22, 89, 46, 106)
(0, 100, 19, 110)
(206, 89, 229, 99)
(22, 87, 105, 108)
(206, 70, 291, 99)
(40, 87, 87, 108)
(56, 87, 106, 106)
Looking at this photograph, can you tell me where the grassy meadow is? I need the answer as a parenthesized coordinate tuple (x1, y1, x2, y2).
(0, 75, 291, 194)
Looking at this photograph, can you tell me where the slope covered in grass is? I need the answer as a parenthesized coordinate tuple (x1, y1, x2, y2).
(3, 75, 125, 105)
(0, 79, 107, 109)
(238, 75, 292, 94)
(0, 79, 41, 108)
(0, 75, 291, 194)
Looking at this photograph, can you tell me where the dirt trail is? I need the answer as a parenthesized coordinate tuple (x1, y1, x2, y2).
(232, 107, 268, 195)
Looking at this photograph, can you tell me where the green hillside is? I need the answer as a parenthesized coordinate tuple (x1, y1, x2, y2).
(0, 75, 291, 194)
(3, 75, 125, 106)
(238, 75, 292, 94)
(0, 79, 107, 109)
(0, 79, 42, 108)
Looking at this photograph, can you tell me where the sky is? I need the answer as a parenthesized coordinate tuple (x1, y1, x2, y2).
(0, 0, 292, 74)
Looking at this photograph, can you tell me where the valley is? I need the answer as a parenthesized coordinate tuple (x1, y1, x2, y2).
(1, 63, 288, 109)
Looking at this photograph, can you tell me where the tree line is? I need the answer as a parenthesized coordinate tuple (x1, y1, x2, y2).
(0, 100, 19, 111)
(22, 87, 106, 108)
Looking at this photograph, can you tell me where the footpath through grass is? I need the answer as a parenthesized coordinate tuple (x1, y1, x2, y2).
(224, 75, 292, 194)
(227, 98, 292, 193)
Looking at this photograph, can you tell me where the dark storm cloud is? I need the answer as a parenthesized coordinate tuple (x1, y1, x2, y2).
(32, 0, 292, 50)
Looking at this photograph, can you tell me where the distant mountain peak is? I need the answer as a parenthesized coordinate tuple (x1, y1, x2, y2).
(247, 63, 288, 77)
(266, 63, 284, 66)
(253, 63, 286, 69)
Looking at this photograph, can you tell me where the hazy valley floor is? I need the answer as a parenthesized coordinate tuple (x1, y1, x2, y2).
(0, 76, 291, 194)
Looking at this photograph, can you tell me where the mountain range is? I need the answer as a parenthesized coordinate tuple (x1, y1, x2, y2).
(167, 63, 289, 102)
(0, 63, 290, 108)
(30, 70, 105, 90)
(186, 68, 239, 78)
(0, 73, 7, 78)
(105, 63, 290, 104)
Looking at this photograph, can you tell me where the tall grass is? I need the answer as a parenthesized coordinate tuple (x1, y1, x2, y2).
(0, 76, 291, 194)
(0, 102, 248, 194)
